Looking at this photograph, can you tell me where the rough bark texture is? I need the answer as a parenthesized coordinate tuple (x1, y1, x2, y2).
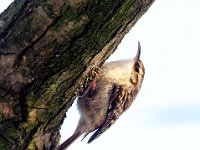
(0, 0, 155, 149)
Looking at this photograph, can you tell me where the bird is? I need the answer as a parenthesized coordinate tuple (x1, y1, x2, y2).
(58, 42, 145, 150)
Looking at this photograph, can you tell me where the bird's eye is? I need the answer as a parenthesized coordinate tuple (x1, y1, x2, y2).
(134, 63, 140, 73)
(134, 62, 140, 73)
(135, 67, 139, 73)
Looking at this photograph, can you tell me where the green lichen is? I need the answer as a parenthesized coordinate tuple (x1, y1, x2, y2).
(50, 83, 58, 92)
(101, 1, 140, 35)
(7, 127, 20, 139)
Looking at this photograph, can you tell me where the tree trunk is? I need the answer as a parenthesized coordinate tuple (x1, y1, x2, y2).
(0, 0, 155, 149)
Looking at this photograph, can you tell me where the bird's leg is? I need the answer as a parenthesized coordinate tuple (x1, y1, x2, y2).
(87, 68, 101, 97)
(79, 67, 101, 97)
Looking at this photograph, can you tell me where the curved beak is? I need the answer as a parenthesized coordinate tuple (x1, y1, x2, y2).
(135, 41, 141, 60)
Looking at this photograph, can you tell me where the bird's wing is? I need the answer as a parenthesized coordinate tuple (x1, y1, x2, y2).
(88, 84, 132, 143)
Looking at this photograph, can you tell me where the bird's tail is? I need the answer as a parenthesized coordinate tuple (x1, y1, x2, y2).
(57, 131, 81, 150)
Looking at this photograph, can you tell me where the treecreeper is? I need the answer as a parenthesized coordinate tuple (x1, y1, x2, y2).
(58, 42, 145, 150)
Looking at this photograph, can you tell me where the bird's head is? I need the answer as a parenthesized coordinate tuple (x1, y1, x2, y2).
(129, 42, 145, 88)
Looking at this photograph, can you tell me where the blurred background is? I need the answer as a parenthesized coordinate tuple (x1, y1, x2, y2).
(1, 1, 200, 150)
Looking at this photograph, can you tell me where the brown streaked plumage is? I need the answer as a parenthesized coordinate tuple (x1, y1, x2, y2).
(58, 42, 145, 150)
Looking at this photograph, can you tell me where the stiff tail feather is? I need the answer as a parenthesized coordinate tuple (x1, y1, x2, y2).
(58, 131, 81, 150)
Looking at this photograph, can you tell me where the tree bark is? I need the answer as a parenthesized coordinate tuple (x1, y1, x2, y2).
(0, 0, 155, 149)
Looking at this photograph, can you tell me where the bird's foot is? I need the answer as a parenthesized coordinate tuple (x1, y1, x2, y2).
(91, 67, 101, 78)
